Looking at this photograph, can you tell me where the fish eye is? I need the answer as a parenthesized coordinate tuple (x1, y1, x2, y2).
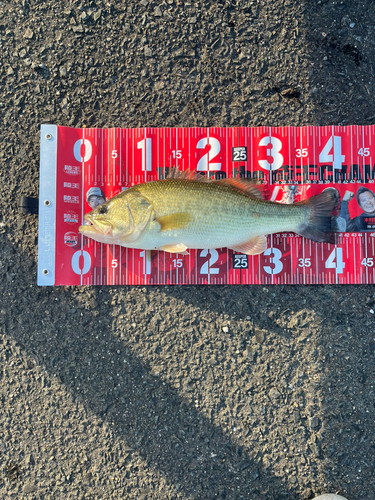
(98, 206, 108, 215)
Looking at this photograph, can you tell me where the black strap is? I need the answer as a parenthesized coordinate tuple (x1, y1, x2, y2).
(18, 196, 39, 214)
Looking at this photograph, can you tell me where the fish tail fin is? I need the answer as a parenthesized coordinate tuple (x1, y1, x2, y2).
(295, 188, 338, 244)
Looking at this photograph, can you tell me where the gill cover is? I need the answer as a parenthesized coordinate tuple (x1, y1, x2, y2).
(120, 192, 155, 243)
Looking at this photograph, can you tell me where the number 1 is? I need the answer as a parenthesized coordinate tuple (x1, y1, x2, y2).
(137, 138, 152, 172)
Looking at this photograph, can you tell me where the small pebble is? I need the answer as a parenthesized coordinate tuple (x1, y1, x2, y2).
(93, 10, 102, 21)
(269, 388, 281, 399)
(23, 483, 37, 494)
(144, 46, 152, 57)
(24, 28, 34, 39)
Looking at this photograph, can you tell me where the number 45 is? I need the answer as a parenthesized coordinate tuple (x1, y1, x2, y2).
(361, 257, 373, 267)
(358, 148, 370, 157)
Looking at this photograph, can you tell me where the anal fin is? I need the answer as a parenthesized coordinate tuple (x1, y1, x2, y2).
(159, 243, 189, 255)
(230, 235, 267, 256)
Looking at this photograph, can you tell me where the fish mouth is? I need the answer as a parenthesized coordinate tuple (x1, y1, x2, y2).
(79, 215, 113, 236)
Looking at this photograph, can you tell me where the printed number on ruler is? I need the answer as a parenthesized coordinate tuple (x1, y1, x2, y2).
(358, 148, 370, 157)
(71, 250, 91, 275)
(233, 254, 248, 269)
(263, 248, 283, 274)
(137, 138, 152, 171)
(232, 147, 247, 161)
(296, 148, 308, 158)
(197, 138, 221, 171)
(319, 136, 345, 170)
(298, 258, 311, 267)
(73, 139, 92, 163)
(325, 248, 345, 273)
(140, 250, 151, 274)
(200, 249, 219, 274)
(258, 136, 283, 171)
(361, 257, 373, 267)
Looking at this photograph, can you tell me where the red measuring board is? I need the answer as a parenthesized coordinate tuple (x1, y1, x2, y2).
(38, 124, 375, 286)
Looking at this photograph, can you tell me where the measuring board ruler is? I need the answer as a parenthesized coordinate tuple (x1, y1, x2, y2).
(38, 124, 375, 286)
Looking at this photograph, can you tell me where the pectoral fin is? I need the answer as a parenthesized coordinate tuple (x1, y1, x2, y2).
(230, 235, 268, 255)
(156, 213, 191, 232)
(159, 243, 189, 255)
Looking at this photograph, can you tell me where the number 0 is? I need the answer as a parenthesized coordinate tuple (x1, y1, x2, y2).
(73, 139, 92, 163)
(71, 250, 91, 275)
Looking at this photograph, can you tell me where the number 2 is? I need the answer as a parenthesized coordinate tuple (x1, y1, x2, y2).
(200, 249, 219, 274)
(196, 137, 221, 171)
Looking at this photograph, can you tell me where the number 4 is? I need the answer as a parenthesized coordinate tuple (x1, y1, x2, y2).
(319, 136, 345, 170)
(325, 248, 345, 274)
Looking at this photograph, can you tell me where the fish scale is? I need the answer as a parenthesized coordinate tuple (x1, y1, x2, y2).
(130, 179, 305, 249)
(80, 174, 336, 255)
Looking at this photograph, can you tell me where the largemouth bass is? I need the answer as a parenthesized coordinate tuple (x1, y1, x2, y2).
(79, 170, 336, 255)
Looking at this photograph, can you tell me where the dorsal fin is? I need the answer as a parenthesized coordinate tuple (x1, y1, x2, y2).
(215, 178, 264, 199)
(165, 169, 264, 199)
(166, 168, 206, 181)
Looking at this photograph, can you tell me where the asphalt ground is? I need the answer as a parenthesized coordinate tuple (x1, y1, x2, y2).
(1, 1, 375, 499)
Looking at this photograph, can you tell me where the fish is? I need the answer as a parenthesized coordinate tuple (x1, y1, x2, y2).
(78, 170, 337, 255)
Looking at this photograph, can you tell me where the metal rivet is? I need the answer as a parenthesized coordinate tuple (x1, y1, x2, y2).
(45, 133, 52, 140)
(44, 199, 51, 206)
(42, 269, 49, 275)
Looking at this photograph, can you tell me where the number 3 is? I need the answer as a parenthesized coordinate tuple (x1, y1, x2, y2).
(258, 136, 283, 171)
(263, 248, 283, 274)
